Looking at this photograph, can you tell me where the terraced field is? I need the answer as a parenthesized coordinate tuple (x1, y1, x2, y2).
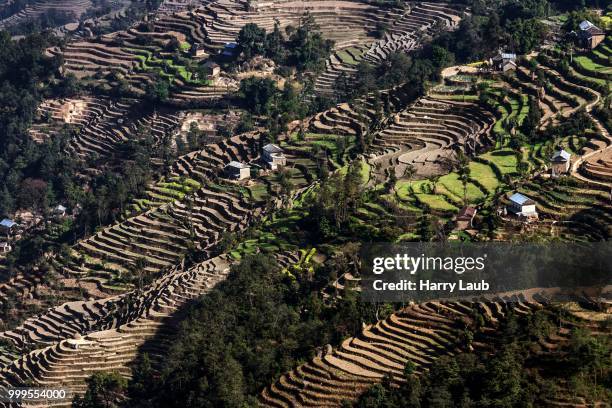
(573, 40, 612, 81)
(54, 1, 463, 103)
(580, 148, 612, 184)
(314, 2, 463, 95)
(442, 47, 611, 188)
(1, 4, 610, 407)
(259, 297, 611, 408)
(0, 254, 307, 407)
(0, 0, 91, 31)
(509, 179, 612, 240)
(258, 298, 549, 407)
(31, 97, 180, 163)
(373, 97, 495, 178)
(0, 132, 320, 406)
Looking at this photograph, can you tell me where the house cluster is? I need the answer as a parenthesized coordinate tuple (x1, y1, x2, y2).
(223, 143, 287, 181)
(500, 149, 572, 221)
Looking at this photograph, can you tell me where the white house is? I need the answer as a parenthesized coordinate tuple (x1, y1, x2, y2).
(224, 161, 251, 180)
(491, 52, 517, 72)
(507, 193, 538, 220)
(550, 149, 571, 177)
(53, 204, 67, 217)
(262, 144, 287, 170)
(0, 241, 11, 253)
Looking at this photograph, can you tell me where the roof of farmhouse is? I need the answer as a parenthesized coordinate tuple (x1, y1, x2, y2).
(509, 193, 535, 206)
(551, 149, 571, 162)
(227, 161, 250, 169)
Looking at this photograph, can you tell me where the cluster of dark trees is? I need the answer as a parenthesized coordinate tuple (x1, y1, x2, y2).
(237, 76, 314, 139)
(0, 31, 64, 217)
(304, 160, 365, 239)
(100, 253, 381, 408)
(431, 0, 551, 62)
(334, 50, 442, 103)
(73, 372, 127, 408)
(353, 309, 611, 407)
(234, 16, 337, 137)
(236, 15, 334, 73)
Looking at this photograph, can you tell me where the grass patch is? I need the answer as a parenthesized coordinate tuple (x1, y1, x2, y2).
(469, 162, 501, 192)
(481, 149, 518, 175)
(248, 183, 269, 202)
(438, 173, 486, 203)
(575, 55, 612, 75)
(415, 193, 459, 212)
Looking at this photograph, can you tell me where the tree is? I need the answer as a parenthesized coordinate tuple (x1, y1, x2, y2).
(56, 73, 81, 97)
(456, 152, 471, 205)
(431, 45, 455, 69)
(403, 164, 416, 182)
(569, 328, 610, 387)
(276, 167, 294, 206)
(145, 77, 169, 104)
(237, 23, 266, 59)
(404, 360, 416, 378)
(18, 178, 48, 211)
(285, 14, 334, 72)
(129, 354, 154, 399)
(521, 96, 542, 140)
(264, 19, 285, 62)
(238, 76, 278, 115)
(186, 121, 203, 151)
(507, 18, 549, 54)
(72, 372, 127, 408)
(165, 37, 181, 52)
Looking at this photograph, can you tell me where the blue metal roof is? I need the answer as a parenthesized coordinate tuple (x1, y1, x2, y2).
(509, 193, 532, 205)
(0, 219, 16, 228)
(579, 20, 593, 31)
